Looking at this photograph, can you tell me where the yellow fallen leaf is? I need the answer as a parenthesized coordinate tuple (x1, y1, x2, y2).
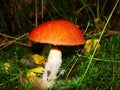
(28, 67, 44, 73)
(26, 67, 44, 78)
(26, 72, 37, 78)
(3, 63, 10, 71)
(32, 54, 46, 65)
(84, 39, 100, 53)
(1, 62, 11, 72)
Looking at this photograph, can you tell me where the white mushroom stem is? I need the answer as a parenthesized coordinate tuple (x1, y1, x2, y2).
(42, 46, 62, 88)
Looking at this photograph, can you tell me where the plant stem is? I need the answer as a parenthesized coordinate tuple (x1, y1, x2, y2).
(35, 0, 38, 26)
(41, 0, 44, 21)
(97, 0, 99, 18)
(77, 0, 119, 89)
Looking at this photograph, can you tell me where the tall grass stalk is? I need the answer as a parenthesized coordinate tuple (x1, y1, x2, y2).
(35, 0, 38, 26)
(41, 0, 44, 21)
(97, 0, 100, 18)
(77, 0, 119, 88)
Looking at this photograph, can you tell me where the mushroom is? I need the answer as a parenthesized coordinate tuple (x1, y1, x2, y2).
(29, 20, 85, 87)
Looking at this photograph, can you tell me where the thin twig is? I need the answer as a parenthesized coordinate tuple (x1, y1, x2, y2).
(0, 33, 31, 47)
(35, 0, 38, 26)
(100, 0, 108, 17)
(0, 33, 29, 50)
(83, 21, 90, 35)
(66, 58, 79, 80)
(49, 0, 67, 19)
(0, 33, 18, 39)
(41, 0, 44, 21)
(78, 54, 120, 63)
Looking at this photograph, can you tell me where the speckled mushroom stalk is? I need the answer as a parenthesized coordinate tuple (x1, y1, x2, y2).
(42, 46, 62, 87)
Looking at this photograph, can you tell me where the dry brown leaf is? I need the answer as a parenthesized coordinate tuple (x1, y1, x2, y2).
(19, 70, 27, 85)
(104, 30, 119, 38)
(28, 76, 47, 90)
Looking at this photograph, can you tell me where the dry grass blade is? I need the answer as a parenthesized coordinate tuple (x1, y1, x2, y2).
(0, 33, 31, 50)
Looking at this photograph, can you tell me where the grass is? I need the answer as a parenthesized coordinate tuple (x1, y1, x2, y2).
(0, 34, 120, 89)
(0, 0, 120, 90)
(51, 33, 120, 90)
(0, 44, 31, 90)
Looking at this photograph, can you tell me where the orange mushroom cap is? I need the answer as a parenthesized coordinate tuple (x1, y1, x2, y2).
(29, 20, 85, 46)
